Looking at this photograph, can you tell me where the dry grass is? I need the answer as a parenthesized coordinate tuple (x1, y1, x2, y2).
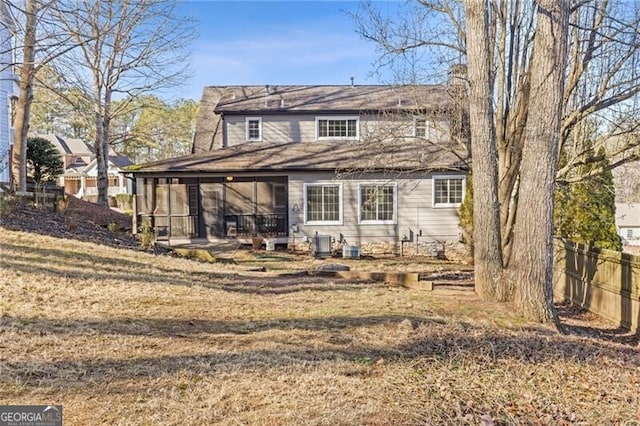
(1, 228, 639, 425)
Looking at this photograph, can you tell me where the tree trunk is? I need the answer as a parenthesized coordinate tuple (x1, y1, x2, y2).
(464, 0, 505, 300)
(95, 111, 108, 206)
(11, 0, 38, 192)
(508, 0, 569, 324)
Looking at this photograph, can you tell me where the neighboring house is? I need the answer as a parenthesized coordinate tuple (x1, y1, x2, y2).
(33, 134, 133, 200)
(616, 203, 640, 247)
(127, 79, 470, 255)
(0, 2, 17, 184)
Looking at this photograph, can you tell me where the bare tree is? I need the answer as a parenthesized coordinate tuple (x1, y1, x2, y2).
(463, 0, 504, 300)
(52, 0, 195, 205)
(6, 0, 91, 192)
(354, 0, 639, 323)
(10, 0, 37, 192)
(508, 0, 569, 324)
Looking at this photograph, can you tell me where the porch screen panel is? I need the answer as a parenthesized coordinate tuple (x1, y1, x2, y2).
(155, 183, 169, 215)
(154, 181, 170, 238)
(170, 184, 188, 215)
(169, 183, 191, 237)
(256, 182, 272, 214)
(226, 182, 253, 214)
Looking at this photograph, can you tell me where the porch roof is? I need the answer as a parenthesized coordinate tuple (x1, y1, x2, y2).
(126, 141, 469, 175)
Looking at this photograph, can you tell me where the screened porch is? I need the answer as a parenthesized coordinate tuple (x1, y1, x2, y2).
(135, 176, 288, 241)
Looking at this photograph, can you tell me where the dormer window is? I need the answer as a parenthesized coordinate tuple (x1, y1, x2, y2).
(246, 117, 262, 141)
(415, 118, 446, 140)
(316, 116, 359, 140)
(414, 118, 427, 137)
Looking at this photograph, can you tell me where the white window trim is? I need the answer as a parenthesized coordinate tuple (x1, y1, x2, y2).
(272, 183, 287, 208)
(357, 182, 397, 225)
(303, 182, 343, 225)
(315, 116, 359, 141)
(414, 117, 427, 138)
(432, 175, 466, 208)
(245, 117, 262, 141)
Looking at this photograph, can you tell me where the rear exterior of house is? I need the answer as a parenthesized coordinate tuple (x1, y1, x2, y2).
(129, 82, 470, 256)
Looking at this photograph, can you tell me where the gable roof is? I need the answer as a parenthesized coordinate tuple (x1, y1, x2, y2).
(213, 85, 453, 114)
(192, 84, 461, 154)
(83, 155, 134, 174)
(128, 140, 468, 175)
(33, 133, 92, 156)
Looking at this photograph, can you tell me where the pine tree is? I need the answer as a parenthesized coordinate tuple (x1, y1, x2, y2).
(555, 146, 621, 250)
(458, 173, 474, 254)
(26, 137, 64, 185)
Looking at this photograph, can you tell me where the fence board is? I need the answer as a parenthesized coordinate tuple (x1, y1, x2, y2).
(553, 240, 640, 332)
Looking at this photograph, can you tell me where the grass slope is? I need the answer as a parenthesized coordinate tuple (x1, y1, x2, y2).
(0, 228, 639, 425)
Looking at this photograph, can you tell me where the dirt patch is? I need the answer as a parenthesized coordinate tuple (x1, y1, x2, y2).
(0, 196, 138, 249)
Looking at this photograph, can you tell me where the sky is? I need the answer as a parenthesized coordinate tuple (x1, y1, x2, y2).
(173, 1, 395, 100)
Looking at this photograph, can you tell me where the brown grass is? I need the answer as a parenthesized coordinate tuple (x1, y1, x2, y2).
(1, 228, 639, 425)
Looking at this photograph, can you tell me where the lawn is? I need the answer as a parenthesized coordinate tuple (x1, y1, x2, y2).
(1, 228, 639, 425)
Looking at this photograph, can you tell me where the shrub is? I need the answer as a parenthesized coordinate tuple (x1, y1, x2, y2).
(138, 223, 155, 249)
(27, 137, 64, 184)
(115, 193, 133, 211)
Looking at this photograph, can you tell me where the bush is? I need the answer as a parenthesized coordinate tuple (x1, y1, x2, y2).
(138, 223, 155, 249)
(115, 193, 133, 211)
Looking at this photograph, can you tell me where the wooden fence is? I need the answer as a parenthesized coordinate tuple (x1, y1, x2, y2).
(9, 184, 66, 210)
(553, 240, 640, 332)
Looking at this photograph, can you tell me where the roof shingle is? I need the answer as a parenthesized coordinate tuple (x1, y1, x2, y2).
(129, 140, 468, 175)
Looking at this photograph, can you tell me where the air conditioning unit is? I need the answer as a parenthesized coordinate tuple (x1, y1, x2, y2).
(312, 234, 332, 258)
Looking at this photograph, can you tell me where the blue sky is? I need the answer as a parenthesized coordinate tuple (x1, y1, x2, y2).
(174, 1, 395, 100)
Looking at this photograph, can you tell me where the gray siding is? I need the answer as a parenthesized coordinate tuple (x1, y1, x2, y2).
(287, 171, 465, 245)
(223, 113, 450, 146)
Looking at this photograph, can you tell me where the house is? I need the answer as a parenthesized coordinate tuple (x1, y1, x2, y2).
(0, 2, 17, 185)
(127, 79, 470, 256)
(33, 134, 133, 201)
(616, 202, 640, 248)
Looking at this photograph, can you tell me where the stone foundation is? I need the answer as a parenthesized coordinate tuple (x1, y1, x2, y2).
(288, 239, 471, 262)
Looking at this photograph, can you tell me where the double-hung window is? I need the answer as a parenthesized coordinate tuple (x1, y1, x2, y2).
(433, 176, 465, 207)
(359, 183, 396, 224)
(316, 116, 359, 140)
(246, 117, 262, 141)
(304, 183, 342, 224)
(414, 118, 427, 138)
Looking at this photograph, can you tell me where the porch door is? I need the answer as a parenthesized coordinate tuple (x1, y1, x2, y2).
(200, 183, 222, 238)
